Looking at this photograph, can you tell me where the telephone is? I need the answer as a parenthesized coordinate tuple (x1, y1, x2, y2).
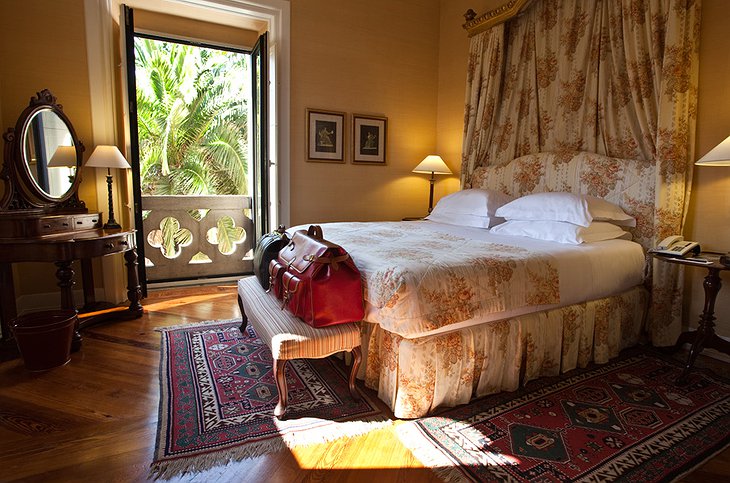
(650, 235, 701, 257)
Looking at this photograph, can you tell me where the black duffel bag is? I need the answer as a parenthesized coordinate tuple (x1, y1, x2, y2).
(253, 226, 289, 290)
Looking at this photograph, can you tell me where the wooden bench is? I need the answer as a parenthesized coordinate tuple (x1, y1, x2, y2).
(236, 276, 362, 418)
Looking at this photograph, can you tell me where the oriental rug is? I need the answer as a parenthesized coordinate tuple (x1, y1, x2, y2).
(151, 319, 388, 479)
(398, 349, 730, 482)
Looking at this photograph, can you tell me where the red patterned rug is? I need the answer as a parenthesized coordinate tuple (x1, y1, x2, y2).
(398, 349, 730, 482)
(151, 320, 388, 479)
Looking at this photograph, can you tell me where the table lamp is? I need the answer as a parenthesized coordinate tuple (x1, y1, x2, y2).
(85, 145, 131, 229)
(413, 155, 452, 213)
(695, 135, 730, 267)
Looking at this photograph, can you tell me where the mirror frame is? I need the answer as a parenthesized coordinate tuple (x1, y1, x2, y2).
(1, 89, 86, 213)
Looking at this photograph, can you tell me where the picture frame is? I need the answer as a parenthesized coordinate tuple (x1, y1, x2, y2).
(306, 109, 345, 163)
(352, 114, 387, 164)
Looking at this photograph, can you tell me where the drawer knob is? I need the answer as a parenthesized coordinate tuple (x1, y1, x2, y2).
(77, 221, 83, 225)
(43, 224, 51, 229)
(119, 240, 129, 246)
(104, 243, 115, 249)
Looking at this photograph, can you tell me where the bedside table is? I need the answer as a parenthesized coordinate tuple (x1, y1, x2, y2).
(653, 252, 730, 383)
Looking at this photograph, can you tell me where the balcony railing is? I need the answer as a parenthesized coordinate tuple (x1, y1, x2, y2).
(141, 195, 254, 282)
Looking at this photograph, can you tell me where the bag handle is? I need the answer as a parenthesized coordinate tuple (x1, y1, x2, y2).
(307, 225, 323, 239)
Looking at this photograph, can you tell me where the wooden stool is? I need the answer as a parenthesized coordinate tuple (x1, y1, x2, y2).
(236, 276, 362, 418)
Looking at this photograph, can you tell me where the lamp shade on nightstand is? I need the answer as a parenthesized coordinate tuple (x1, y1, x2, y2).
(413, 155, 452, 213)
(695, 135, 730, 166)
(412, 155, 452, 175)
(695, 135, 730, 267)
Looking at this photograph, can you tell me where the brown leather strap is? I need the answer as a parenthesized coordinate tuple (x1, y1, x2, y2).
(281, 276, 300, 309)
(303, 254, 349, 264)
(305, 253, 349, 270)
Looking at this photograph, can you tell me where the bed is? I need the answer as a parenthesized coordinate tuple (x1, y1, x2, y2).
(302, 151, 657, 419)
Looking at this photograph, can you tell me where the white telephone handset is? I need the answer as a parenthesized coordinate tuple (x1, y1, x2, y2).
(651, 235, 701, 257)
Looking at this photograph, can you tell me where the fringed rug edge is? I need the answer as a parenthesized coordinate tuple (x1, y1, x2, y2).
(155, 318, 241, 333)
(150, 416, 392, 480)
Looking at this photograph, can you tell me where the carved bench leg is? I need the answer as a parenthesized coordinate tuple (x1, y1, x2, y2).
(273, 358, 288, 419)
(237, 295, 248, 333)
(349, 346, 362, 401)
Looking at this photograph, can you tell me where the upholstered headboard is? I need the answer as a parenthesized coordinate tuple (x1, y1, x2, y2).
(468, 152, 656, 252)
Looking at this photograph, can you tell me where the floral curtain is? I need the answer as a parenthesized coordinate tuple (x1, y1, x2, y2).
(461, 23, 505, 186)
(461, 0, 701, 345)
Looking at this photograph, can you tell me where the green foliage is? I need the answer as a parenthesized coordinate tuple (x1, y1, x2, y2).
(135, 38, 250, 196)
(147, 216, 193, 259)
(207, 215, 246, 255)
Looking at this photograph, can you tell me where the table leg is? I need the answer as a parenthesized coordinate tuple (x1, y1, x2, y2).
(124, 248, 143, 317)
(55, 261, 81, 351)
(676, 267, 722, 384)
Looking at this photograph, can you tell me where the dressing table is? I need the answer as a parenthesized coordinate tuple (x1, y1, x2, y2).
(0, 90, 143, 356)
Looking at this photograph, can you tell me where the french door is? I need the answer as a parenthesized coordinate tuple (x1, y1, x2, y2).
(123, 5, 270, 293)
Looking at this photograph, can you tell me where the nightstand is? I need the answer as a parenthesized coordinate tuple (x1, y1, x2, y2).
(653, 252, 730, 383)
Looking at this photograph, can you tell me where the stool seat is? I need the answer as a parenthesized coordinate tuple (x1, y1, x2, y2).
(237, 276, 362, 418)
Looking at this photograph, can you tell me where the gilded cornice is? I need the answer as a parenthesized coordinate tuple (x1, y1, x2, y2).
(463, 0, 532, 37)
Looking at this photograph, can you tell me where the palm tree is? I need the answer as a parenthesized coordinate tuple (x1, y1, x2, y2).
(134, 38, 249, 196)
(135, 38, 250, 259)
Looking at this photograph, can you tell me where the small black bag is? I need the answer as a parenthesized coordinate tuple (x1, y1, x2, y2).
(253, 226, 289, 290)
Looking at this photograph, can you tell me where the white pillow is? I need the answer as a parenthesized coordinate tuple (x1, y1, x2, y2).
(494, 192, 636, 228)
(426, 212, 492, 229)
(489, 220, 631, 244)
(585, 196, 636, 227)
(426, 189, 514, 228)
(495, 192, 592, 226)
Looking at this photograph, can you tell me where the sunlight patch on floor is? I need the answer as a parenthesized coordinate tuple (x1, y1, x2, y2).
(142, 293, 233, 312)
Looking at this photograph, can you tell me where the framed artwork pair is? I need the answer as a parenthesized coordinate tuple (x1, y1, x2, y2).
(306, 109, 387, 164)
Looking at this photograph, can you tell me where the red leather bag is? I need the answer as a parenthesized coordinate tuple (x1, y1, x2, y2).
(268, 225, 364, 327)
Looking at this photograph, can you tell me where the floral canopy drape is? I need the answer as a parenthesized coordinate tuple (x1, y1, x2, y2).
(461, 0, 701, 345)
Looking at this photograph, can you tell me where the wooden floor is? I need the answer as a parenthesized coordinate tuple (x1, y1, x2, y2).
(0, 284, 727, 482)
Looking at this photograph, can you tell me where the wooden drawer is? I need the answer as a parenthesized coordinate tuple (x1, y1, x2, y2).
(35, 215, 74, 235)
(72, 213, 102, 231)
(0, 211, 103, 239)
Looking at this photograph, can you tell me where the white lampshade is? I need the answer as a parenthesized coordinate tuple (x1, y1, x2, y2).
(85, 145, 131, 169)
(412, 155, 452, 175)
(696, 135, 730, 166)
(47, 145, 78, 168)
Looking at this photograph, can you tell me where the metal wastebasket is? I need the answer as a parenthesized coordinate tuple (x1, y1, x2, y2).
(11, 310, 77, 371)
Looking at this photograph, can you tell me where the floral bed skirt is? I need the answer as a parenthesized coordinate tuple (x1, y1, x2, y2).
(360, 286, 649, 419)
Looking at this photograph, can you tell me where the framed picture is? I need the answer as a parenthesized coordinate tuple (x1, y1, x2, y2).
(306, 109, 345, 163)
(352, 114, 387, 164)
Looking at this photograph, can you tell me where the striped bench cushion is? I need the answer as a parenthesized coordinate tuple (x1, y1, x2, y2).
(237, 276, 361, 360)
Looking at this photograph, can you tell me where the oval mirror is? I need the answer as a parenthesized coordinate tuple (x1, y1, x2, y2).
(21, 107, 78, 199)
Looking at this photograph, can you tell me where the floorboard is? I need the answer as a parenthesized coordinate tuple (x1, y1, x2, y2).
(0, 283, 726, 482)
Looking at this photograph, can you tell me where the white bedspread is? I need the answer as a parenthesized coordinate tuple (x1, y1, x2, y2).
(292, 221, 646, 339)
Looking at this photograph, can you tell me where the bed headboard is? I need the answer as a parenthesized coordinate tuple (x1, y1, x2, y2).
(468, 151, 656, 251)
